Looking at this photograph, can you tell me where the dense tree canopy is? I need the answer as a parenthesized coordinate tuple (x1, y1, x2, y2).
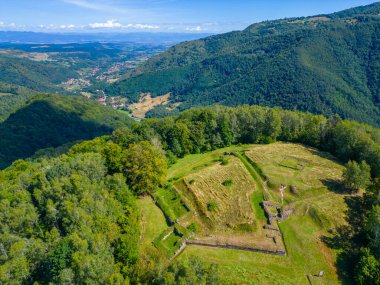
(123, 141, 167, 195)
(0, 132, 169, 283)
(3, 4, 380, 281)
(343, 161, 371, 193)
(152, 256, 220, 285)
(108, 3, 380, 126)
(118, 105, 380, 180)
(0, 83, 37, 122)
(0, 155, 139, 284)
(0, 101, 380, 283)
(0, 94, 132, 169)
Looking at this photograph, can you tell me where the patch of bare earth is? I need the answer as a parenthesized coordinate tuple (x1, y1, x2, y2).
(81, 92, 92, 98)
(129, 93, 170, 119)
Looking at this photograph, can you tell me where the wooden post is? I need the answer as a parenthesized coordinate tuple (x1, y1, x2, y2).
(279, 185, 286, 205)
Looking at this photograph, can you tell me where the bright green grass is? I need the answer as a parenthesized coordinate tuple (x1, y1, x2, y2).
(180, 214, 339, 285)
(137, 196, 168, 253)
(181, 245, 301, 285)
(245, 143, 343, 194)
(161, 231, 183, 255)
(279, 216, 339, 284)
(280, 157, 306, 170)
(251, 191, 266, 222)
(154, 187, 189, 221)
(172, 143, 347, 284)
(153, 224, 192, 258)
(168, 145, 247, 181)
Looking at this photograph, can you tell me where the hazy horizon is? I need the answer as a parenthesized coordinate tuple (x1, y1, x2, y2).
(0, 0, 378, 34)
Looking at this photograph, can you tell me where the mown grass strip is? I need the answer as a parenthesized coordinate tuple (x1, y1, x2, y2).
(234, 152, 267, 221)
(153, 187, 189, 222)
(234, 152, 264, 191)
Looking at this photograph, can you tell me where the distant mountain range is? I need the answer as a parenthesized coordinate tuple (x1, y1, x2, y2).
(0, 31, 212, 44)
(108, 2, 380, 126)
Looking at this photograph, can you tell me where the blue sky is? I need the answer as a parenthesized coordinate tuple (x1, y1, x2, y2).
(0, 0, 378, 33)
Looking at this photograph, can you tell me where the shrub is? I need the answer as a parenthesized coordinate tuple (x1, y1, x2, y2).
(343, 160, 371, 193)
(207, 201, 218, 212)
(166, 150, 177, 165)
(222, 179, 233, 187)
(187, 223, 198, 232)
(219, 157, 229, 165)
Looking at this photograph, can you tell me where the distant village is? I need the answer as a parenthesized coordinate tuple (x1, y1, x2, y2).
(96, 96, 127, 109)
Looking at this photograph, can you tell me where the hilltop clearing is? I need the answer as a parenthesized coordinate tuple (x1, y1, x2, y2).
(139, 142, 349, 284)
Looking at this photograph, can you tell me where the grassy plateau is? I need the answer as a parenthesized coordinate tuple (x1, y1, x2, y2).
(138, 142, 349, 284)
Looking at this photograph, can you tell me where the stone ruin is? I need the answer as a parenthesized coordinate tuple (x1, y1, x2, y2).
(263, 200, 294, 223)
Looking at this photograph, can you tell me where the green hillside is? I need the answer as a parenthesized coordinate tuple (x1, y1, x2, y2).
(0, 104, 379, 284)
(0, 55, 78, 92)
(0, 94, 131, 168)
(108, 2, 380, 126)
(0, 83, 38, 122)
(157, 143, 343, 284)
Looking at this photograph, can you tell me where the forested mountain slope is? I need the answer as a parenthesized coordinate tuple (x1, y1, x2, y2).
(0, 55, 78, 92)
(108, 2, 380, 126)
(0, 83, 38, 122)
(0, 94, 131, 168)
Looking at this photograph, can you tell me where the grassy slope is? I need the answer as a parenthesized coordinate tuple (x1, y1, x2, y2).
(168, 143, 347, 284)
(234, 152, 267, 222)
(181, 214, 339, 285)
(154, 187, 189, 222)
(168, 145, 247, 180)
(245, 143, 344, 204)
(181, 156, 258, 232)
(137, 196, 168, 256)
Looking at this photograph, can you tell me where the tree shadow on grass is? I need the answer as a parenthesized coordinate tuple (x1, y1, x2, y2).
(309, 148, 342, 164)
(0, 100, 113, 169)
(321, 195, 367, 284)
(321, 179, 347, 194)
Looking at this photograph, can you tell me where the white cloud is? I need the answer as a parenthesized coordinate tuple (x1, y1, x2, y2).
(125, 23, 160, 29)
(185, 26, 203, 32)
(0, 21, 17, 28)
(89, 20, 122, 28)
(59, 24, 76, 29)
(88, 20, 160, 30)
